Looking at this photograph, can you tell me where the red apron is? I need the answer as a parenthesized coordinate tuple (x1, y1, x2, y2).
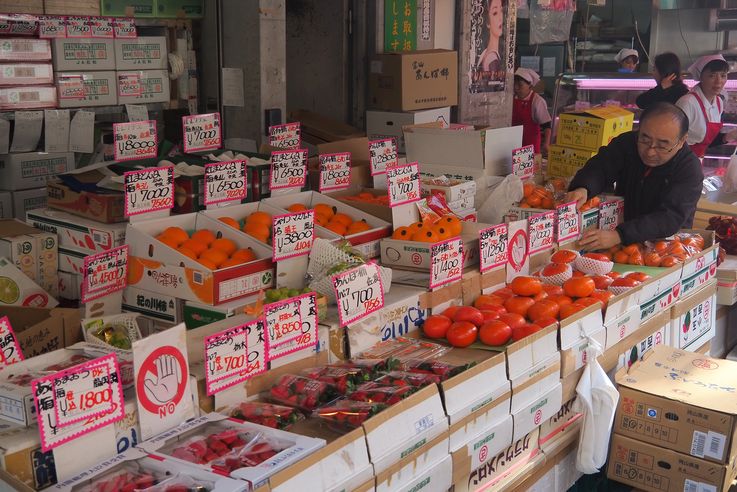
(512, 93, 541, 153)
(689, 91, 723, 158)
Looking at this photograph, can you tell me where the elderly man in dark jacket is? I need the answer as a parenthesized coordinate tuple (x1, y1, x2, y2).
(566, 102, 703, 250)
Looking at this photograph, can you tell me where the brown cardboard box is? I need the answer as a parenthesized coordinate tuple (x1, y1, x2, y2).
(47, 174, 126, 224)
(3, 306, 81, 358)
(607, 433, 737, 492)
(369, 50, 458, 111)
(614, 345, 737, 464)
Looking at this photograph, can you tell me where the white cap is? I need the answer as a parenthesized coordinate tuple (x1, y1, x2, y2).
(688, 54, 729, 79)
(514, 67, 540, 86)
(614, 48, 639, 64)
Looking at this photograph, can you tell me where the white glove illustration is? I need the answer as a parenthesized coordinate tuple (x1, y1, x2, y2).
(143, 354, 182, 405)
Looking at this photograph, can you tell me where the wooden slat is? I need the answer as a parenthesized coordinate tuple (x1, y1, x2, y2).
(0, 0, 43, 13)
(44, 0, 100, 16)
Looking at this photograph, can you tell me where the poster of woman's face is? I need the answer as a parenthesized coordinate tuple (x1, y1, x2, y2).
(469, 0, 506, 93)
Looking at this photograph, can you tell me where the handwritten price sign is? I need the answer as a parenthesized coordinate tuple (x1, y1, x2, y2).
(57, 75, 86, 100)
(204, 160, 247, 205)
(387, 162, 421, 207)
(89, 17, 115, 38)
(319, 152, 351, 192)
(369, 138, 397, 175)
(66, 16, 91, 37)
(431, 237, 464, 288)
(32, 354, 124, 452)
(204, 320, 268, 395)
(528, 211, 555, 254)
(479, 224, 508, 273)
(0, 316, 23, 368)
(124, 166, 174, 216)
(556, 201, 580, 243)
(598, 201, 619, 231)
(113, 18, 136, 38)
(82, 245, 128, 303)
(270, 149, 307, 190)
(113, 120, 157, 161)
(265, 293, 318, 360)
(39, 16, 66, 38)
(332, 263, 385, 326)
(269, 122, 301, 149)
(272, 210, 315, 261)
(512, 145, 535, 180)
(117, 73, 141, 97)
(183, 113, 222, 153)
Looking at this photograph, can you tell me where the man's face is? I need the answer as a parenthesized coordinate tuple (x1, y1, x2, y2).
(636, 114, 685, 167)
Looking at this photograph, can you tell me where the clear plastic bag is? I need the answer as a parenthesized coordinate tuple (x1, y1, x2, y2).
(228, 401, 305, 430)
(313, 399, 387, 431)
(478, 174, 523, 224)
(210, 432, 290, 474)
(530, 1, 575, 44)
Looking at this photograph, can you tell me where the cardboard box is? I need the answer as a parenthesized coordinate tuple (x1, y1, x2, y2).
(420, 176, 476, 203)
(711, 305, 730, 358)
(366, 107, 450, 153)
(11, 188, 47, 220)
(0, 38, 51, 61)
(607, 433, 737, 492)
(27, 208, 127, 254)
(506, 321, 559, 381)
(512, 376, 563, 440)
(116, 69, 171, 104)
(368, 50, 458, 111)
(47, 172, 126, 224)
(0, 191, 11, 218)
(546, 145, 597, 178)
(0, 63, 53, 85)
(640, 277, 682, 323)
(559, 303, 604, 352)
(0, 422, 56, 490)
(57, 71, 118, 108)
(0, 85, 56, 110)
(0, 256, 57, 308)
(52, 38, 116, 71)
(716, 256, 737, 306)
(156, 0, 205, 18)
(122, 285, 184, 324)
(374, 431, 450, 492)
(100, 0, 155, 16)
(57, 270, 81, 301)
(511, 353, 560, 413)
(0, 219, 38, 282)
(614, 345, 737, 463)
(330, 188, 392, 223)
(669, 279, 718, 352)
(0, 152, 74, 191)
(448, 391, 511, 452)
(57, 244, 86, 275)
(182, 297, 252, 329)
(539, 398, 583, 451)
(114, 36, 168, 70)
(560, 328, 606, 378)
(556, 107, 634, 152)
(615, 310, 670, 372)
(2, 306, 81, 359)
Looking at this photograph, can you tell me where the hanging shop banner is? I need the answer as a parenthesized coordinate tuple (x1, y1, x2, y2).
(270, 149, 307, 190)
(113, 120, 157, 161)
(528, 211, 555, 254)
(512, 145, 535, 180)
(182, 113, 222, 153)
(0, 315, 24, 367)
(204, 160, 247, 206)
(272, 210, 315, 261)
(556, 201, 580, 243)
(384, 0, 417, 52)
(204, 319, 268, 396)
(264, 292, 318, 360)
(268, 122, 301, 149)
(319, 152, 351, 192)
(82, 245, 128, 303)
(387, 162, 421, 207)
(332, 262, 385, 326)
(479, 223, 508, 273)
(430, 237, 464, 289)
(124, 166, 174, 217)
(369, 138, 398, 175)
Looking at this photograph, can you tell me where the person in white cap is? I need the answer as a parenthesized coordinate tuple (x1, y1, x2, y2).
(615, 48, 639, 73)
(676, 54, 737, 158)
(512, 67, 552, 155)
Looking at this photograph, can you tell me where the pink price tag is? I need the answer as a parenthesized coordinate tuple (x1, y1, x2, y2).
(204, 320, 268, 396)
(528, 211, 555, 254)
(124, 166, 174, 216)
(268, 122, 301, 149)
(118, 73, 142, 97)
(332, 262, 385, 326)
(89, 16, 114, 38)
(270, 149, 307, 190)
(319, 152, 351, 192)
(66, 16, 91, 37)
(430, 237, 464, 289)
(556, 201, 580, 242)
(272, 210, 315, 261)
(512, 145, 535, 180)
(387, 162, 421, 207)
(57, 75, 86, 100)
(113, 18, 136, 38)
(204, 160, 247, 205)
(53, 361, 113, 426)
(368, 138, 397, 175)
(598, 201, 619, 231)
(113, 120, 157, 161)
(0, 316, 24, 368)
(82, 245, 128, 303)
(479, 223, 508, 273)
(183, 113, 222, 153)
(264, 293, 318, 360)
(39, 16, 67, 38)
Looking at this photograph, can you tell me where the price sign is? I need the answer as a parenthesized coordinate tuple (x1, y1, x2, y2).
(265, 293, 318, 360)
(39, 16, 66, 38)
(113, 18, 136, 38)
(82, 245, 128, 303)
(332, 263, 385, 326)
(387, 162, 421, 207)
(479, 224, 508, 273)
(183, 113, 222, 153)
(204, 319, 268, 395)
(117, 73, 141, 97)
(204, 160, 247, 205)
(268, 122, 301, 149)
(66, 16, 91, 38)
(0, 316, 23, 368)
(512, 145, 535, 180)
(319, 152, 351, 192)
(113, 120, 157, 161)
(369, 138, 397, 175)
(528, 211, 555, 254)
(57, 75, 86, 100)
(32, 354, 124, 452)
(599, 201, 618, 231)
(124, 166, 174, 216)
(89, 17, 114, 38)
(430, 237, 464, 289)
(272, 210, 315, 261)
(556, 201, 580, 243)
(270, 149, 307, 190)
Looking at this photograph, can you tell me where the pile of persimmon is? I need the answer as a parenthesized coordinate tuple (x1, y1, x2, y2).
(287, 203, 371, 236)
(341, 192, 390, 206)
(604, 233, 705, 267)
(391, 215, 463, 243)
(518, 183, 556, 209)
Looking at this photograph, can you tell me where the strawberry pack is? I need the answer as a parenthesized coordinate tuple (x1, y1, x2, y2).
(333, 358, 399, 380)
(228, 402, 304, 430)
(399, 358, 473, 381)
(347, 381, 416, 405)
(313, 399, 387, 432)
(269, 374, 340, 411)
(300, 365, 372, 394)
(373, 370, 441, 388)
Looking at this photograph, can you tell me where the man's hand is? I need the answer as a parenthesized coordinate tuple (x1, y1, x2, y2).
(660, 73, 676, 89)
(565, 187, 588, 208)
(578, 229, 622, 251)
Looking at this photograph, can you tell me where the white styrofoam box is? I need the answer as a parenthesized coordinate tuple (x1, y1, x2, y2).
(505, 323, 558, 381)
(0, 63, 53, 85)
(512, 382, 563, 441)
(0, 153, 74, 191)
(366, 107, 450, 153)
(52, 38, 116, 71)
(0, 190, 11, 218)
(604, 305, 641, 350)
(0, 85, 57, 110)
(11, 187, 47, 219)
(559, 303, 604, 351)
(0, 38, 51, 61)
(375, 432, 449, 492)
(57, 71, 118, 108)
(114, 36, 168, 70)
(448, 391, 511, 452)
(377, 453, 452, 492)
(511, 353, 561, 413)
(116, 70, 171, 104)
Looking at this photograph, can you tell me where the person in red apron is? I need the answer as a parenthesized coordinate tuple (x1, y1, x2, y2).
(512, 68, 552, 156)
(676, 54, 737, 158)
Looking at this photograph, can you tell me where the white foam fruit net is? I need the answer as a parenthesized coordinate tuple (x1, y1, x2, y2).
(574, 256, 614, 276)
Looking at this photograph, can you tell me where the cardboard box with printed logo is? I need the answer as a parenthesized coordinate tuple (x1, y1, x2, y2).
(47, 169, 126, 224)
(0, 421, 57, 490)
(56, 71, 118, 108)
(0, 191, 11, 218)
(450, 414, 514, 492)
(0, 38, 51, 62)
(374, 431, 450, 492)
(0, 63, 53, 86)
(0, 153, 74, 191)
(0, 256, 57, 309)
(556, 107, 634, 152)
(560, 328, 606, 378)
(51, 39, 115, 71)
(114, 36, 168, 71)
(122, 285, 184, 325)
(116, 69, 170, 104)
(448, 391, 511, 453)
(511, 355, 563, 441)
(3, 306, 81, 359)
(539, 398, 583, 453)
(0, 219, 57, 296)
(26, 208, 127, 255)
(669, 280, 717, 352)
(615, 309, 671, 373)
(366, 107, 450, 153)
(11, 188, 47, 221)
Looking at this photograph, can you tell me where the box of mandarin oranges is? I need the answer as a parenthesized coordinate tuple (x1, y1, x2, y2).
(125, 211, 276, 305)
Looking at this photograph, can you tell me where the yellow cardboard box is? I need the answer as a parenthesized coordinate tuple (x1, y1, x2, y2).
(556, 107, 634, 152)
(547, 145, 598, 178)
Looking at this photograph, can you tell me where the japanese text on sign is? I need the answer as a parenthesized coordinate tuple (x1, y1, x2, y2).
(33, 354, 124, 452)
(387, 162, 421, 207)
(528, 211, 555, 254)
(113, 120, 157, 161)
(37, 16, 136, 38)
(204, 160, 247, 205)
(265, 293, 318, 360)
(113, 18, 137, 38)
(431, 237, 464, 288)
(39, 17, 66, 38)
(598, 201, 618, 231)
(272, 210, 315, 261)
(479, 224, 508, 273)
(117, 73, 141, 97)
(269, 122, 301, 149)
(204, 320, 268, 396)
(556, 201, 580, 243)
(270, 149, 307, 190)
(369, 138, 398, 175)
(57, 75, 86, 100)
(319, 152, 351, 192)
(82, 245, 129, 303)
(384, 0, 417, 52)
(183, 113, 222, 153)
(0, 316, 23, 368)
(124, 166, 174, 216)
(512, 145, 535, 180)
(89, 17, 115, 38)
(66, 16, 91, 37)
(332, 263, 385, 326)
